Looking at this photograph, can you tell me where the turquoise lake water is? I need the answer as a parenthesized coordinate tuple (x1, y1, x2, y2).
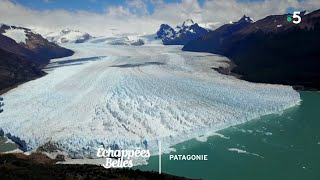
(136, 91, 320, 180)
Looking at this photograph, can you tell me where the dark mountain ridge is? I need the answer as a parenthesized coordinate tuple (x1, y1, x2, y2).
(183, 10, 320, 90)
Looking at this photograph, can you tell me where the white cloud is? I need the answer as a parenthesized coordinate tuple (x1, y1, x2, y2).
(126, 0, 149, 15)
(0, 0, 319, 36)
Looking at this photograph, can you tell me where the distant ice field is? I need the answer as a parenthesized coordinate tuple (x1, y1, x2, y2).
(0, 40, 301, 159)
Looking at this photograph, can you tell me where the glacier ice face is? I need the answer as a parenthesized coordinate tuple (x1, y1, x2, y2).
(0, 41, 300, 159)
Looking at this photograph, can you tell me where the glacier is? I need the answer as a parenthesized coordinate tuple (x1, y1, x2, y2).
(0, 37, 301, 160)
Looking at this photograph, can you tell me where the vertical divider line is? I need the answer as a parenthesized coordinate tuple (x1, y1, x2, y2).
(159, 140, 161, 174)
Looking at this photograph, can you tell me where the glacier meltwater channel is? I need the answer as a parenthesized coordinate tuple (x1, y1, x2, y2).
(0, 39, 300, 161)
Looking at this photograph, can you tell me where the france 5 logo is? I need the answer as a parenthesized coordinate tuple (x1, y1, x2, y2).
(287, 11, 302, 24)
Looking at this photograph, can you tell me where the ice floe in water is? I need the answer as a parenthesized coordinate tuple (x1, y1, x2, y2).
(0, 40, 300, 159)
(195, 132, 230, 142)
(228, 148, 264, 158)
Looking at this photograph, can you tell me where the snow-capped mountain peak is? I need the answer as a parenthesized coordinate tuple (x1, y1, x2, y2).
(155, 19, 210, 45)
(46, 29, 92, 44)
(60, 28, 72, 35)
(182, 19, 195, 27)
(155, 24, 176, 39)
(238, 15, 255, 23)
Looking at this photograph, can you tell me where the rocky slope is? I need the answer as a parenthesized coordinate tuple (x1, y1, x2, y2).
(0, 24, 74, 93)
(0, 48, 46, 94)
(183, 10, 320, 90)
(0, 153, 194, 180)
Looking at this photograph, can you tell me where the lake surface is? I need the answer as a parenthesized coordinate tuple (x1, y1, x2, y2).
(0, 136, 19, 152)
(136, 91, 320, 180)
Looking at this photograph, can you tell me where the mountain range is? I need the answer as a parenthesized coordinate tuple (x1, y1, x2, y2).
(2, 10, 320, 92)
(183, 10, 320, 90)
(156, 19, 211, 45)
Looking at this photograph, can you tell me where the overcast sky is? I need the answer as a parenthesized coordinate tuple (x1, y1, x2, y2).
(1, 0, 320, 36)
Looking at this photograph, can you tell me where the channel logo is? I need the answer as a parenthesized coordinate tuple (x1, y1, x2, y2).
(287, 11, 302, 24)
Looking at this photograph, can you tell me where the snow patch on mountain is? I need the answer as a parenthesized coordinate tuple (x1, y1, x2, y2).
(175, 19, 208, 35)
(155, 24, 176, 39)
(232, 15, 255, 24)
(2, 28, 28, 44)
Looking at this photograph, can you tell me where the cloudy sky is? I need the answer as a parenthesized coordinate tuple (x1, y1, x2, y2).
(1, 0, 320, 36)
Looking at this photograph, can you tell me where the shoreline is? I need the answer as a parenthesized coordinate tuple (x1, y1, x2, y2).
(212, 61, 320, 92)
(0, 72, 47, 96)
